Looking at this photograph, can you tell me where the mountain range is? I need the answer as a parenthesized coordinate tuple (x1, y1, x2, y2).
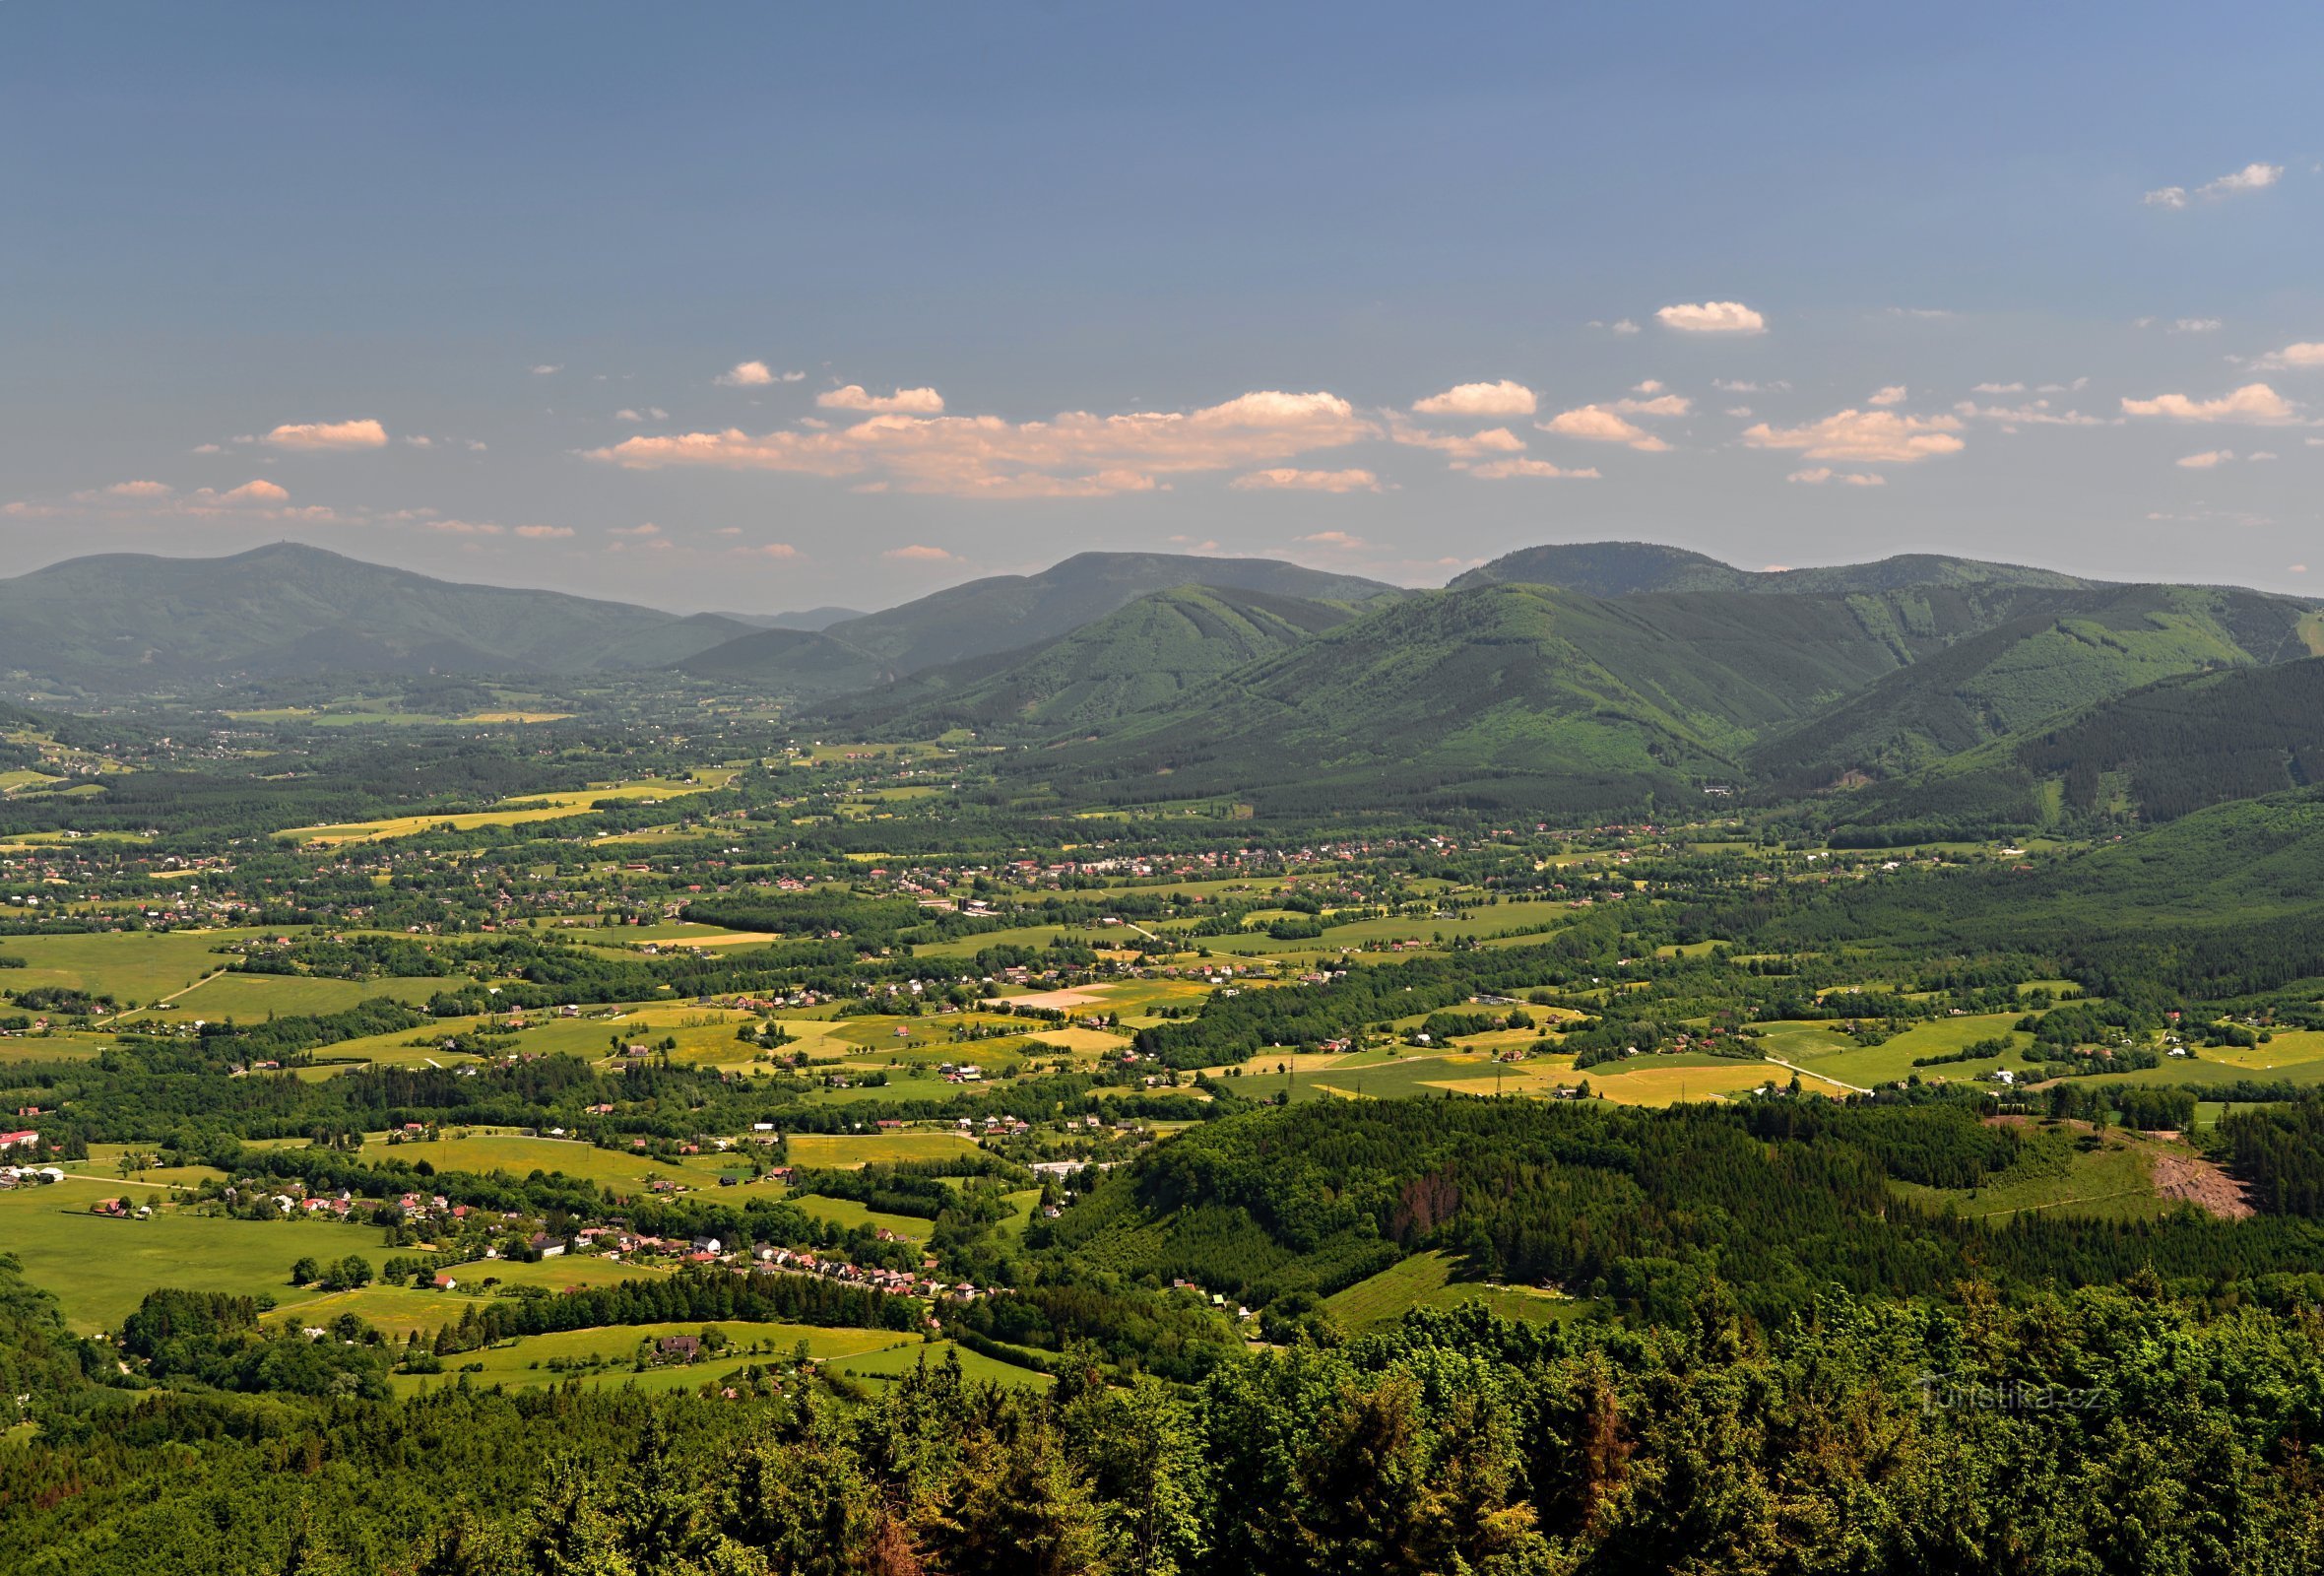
(2, 537, 2315, 833)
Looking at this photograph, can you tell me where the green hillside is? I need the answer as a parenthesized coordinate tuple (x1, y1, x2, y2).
(1012, 582, 2055, 814)
(0, 543, 750, 692)
(806, 584, 1358, 738)
(1452, 541, 2096, 596)
(1750, 584, 2314, 791)
(681, 551, 1400, 693)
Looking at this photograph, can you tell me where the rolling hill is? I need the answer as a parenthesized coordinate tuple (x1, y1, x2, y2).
(678, 551, 1400, 695)
(0, 543, 753, 691)
(804, 584, 1360, 738)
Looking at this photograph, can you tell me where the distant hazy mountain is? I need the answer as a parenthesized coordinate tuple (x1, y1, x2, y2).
(678, 551, 1401, 695)
(806, 584, 1361, 738)
(0, 543, 751, 691)
(1451, 541, 2096, 597)
(708, 606, 868, 631)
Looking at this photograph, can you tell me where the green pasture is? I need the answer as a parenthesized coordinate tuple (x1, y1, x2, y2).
(154, 970, 447, 1020)
(0, 1177, 378, 1333)
(785, 1193, 935, 1241)
(395, 1320, 915, 1397)
(0, 926, 284, 1007)
(831, 1338, 1052, 1391)
(1324, 1251, 1591, 1333)
(365, 1132, 702, 1192)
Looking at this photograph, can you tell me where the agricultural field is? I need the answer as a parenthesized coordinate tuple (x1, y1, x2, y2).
(152, 970, 447, 1019)
(785, 1193, 934, 1241)
(278, 775, 729, 845)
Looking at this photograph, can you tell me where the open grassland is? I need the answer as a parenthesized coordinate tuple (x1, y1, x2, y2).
(784, 1132, 987, 1169)
(0, 1177, 375, 1333)
(363, 1132, 704, 1192)
(832, 1338, 1052, 1391)
(393, 1320, 916, 1397)
(1891, 1127, 2186, 1223)
(785, 1193, 935, 1241)
(153, 970, 447, 1020)
(0, 1033, 107, 1063)
(1583, 1060, 1857, 1105)
(1324, 1251, 1593, 1333)
(1753, 1014, 2050, 1089)
(0, 926, 283, 1005)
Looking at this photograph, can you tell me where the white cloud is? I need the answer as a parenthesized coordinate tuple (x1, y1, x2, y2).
(1612, 392, 1691, 417)
(1867, 385, 1908, 406)
(817, 384, 945, 415)
(610, 522, 662, 537)
(2120, 382, 2296, 423)
(734, 542, 800, 558)
(1388, 421, 1527, 465)
(1714, 378, 1785, 394)
(1742, 408, 1965, 463)
(1539, 405, 1669, 451)
(2205, 162, 2283, 196)
(1971, 381, 2027, 395)
(1231, 467, 1383, 493)
(1656, 300, 1767, 335)
(716, 361, 804, 388)
(884, 544, 955, 561)
(1952, 399, 2105, 428)
(1297, 530, 1369, 549)
(1411, 379, 1535, 417)
(98, 480, 172, 498)
(1786, 468, 1887, 487)
(2175, 449, 2234, 469)
(2253, 343, 2324, 371)
(2250, 450, 2279, 462)
(219, 479, 290, 503)
(1633, 380, 1664, 394)
(404, 434, 433, 447)
(1466, 458, 1599, 481)
(531, 364, 561, 375)
(264, 418, 389, 450)
(1724, 406, 1753, 419)
(2147, 163, 2284, 209)
(593, 388, 1377, 498)
(2291, 563, 2309, 573)
(420, 518, 503, 536)
(613, 407, 671, 423)
(514, 524, 575, 540)
(2170, 318, 2223, 334)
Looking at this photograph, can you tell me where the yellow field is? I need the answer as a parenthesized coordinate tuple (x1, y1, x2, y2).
(784, 1132, 986, 1169)
(1582, 1062, 1856, 1104)
(279, 775, 727, 845)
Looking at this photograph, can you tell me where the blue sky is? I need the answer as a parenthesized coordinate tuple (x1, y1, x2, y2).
(5, 2, 2320, 611)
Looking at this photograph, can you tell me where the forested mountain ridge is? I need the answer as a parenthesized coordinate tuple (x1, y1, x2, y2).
(0, 542, 753, 691)
(999, 579, 2239, 814)
(1748, 582, 2317, 792)
(1451, 540, 2098, 597)
(676, 551, 1401, 694)
(802, 584, 1361, 739)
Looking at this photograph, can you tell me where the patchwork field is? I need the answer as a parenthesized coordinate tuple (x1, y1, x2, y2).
(280, 775, 729, 845)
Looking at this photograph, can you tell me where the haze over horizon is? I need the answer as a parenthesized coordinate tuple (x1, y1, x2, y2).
(7, 2, 2322, 610)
